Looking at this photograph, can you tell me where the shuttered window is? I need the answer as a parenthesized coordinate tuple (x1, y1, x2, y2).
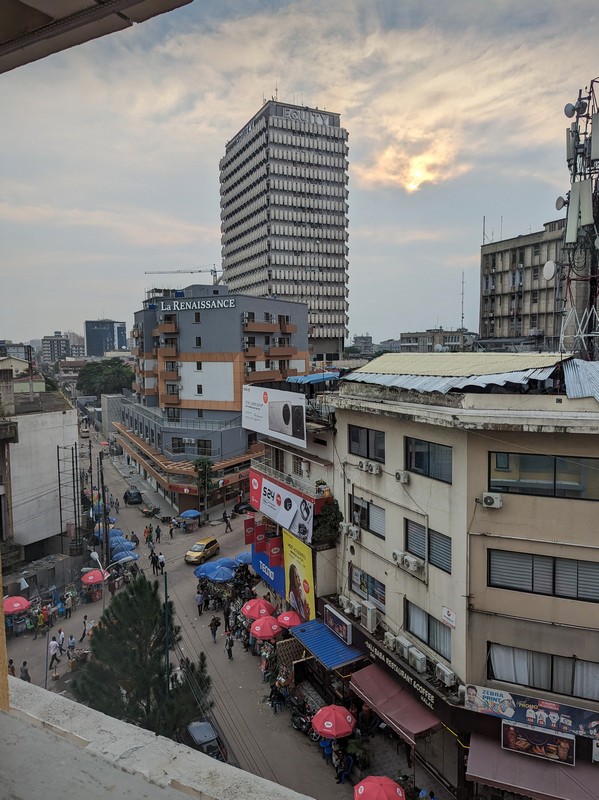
(489, 550, 599, 602)
(368, 504, 385, 538)
(405, 520, 452, 574)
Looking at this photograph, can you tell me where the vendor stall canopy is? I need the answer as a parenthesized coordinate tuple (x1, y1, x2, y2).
(342, 353, 599, 403)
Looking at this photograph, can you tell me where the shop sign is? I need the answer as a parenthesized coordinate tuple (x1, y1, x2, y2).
(364, 639, 436, 710)
(251, 548, 286, 595)
(502, 720, 575, 766)
(323, 604, 352, 646)
(249, 470, 314, 542)
(465, 685, 599, 740)
(441, 607, 456, 629)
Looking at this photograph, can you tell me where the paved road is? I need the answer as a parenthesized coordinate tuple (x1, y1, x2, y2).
(7, 438, 354, 800)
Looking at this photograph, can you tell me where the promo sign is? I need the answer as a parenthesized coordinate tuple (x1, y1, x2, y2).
(283, 529, 315, 621)
(502, 720, 575, 766)
(242, 385, 306, 447)
(324, 604, 352, 646)
(250, 471, 314, 543)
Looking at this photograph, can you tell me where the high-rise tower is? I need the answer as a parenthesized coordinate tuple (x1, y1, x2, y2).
(220, 101, 349, 363)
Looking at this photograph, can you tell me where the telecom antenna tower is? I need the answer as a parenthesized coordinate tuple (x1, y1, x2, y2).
(552, 77, 599, 358)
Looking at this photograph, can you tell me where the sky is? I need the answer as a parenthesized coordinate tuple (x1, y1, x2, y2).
(1, 0, 597, 345)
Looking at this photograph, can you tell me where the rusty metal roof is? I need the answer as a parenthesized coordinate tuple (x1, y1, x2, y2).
(350, 353, 570, 377)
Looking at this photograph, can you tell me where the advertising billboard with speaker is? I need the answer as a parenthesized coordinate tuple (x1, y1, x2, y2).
(242, 385, 306, 447)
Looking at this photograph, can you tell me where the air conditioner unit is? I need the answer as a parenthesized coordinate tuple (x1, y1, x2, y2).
(395, 470, 409, 484)
(392, 550, 405, 565)
(482, 492, 503, 509)
(349, 599, 362, 618)
(435, 662, 456, 688)
(384, 632, 397, 650)
(339, 522, 350, 535)
(396, 635, 412, 661)
(300, 460, 310, 476)
(361, 601, 377, 633)
(403, 554, 424, 573)
(368, 463, 381, 475)
(338, 595, 351, 612)
(408, 647, 427, 674)
(348, 525, 360, 541)
(358, 460, 368, 471)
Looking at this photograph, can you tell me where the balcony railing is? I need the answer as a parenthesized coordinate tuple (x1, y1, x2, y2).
(244, 369, 283, 383)
(121, 398, 242, 430)
(159, 370, 180, 381)
(153, 322, 179, 336)
(161, 393, 181, 406)
(251, 457, 323, 501)
(158, 345, 178, 357)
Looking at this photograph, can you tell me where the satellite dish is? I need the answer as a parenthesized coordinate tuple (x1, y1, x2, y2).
(564, 103, 576, 119)
(555, 196, 567, 211)
(543, 261, 556, 281)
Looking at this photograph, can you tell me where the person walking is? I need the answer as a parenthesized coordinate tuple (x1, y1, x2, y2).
(158, 552, 165, 575)
(144, 526, 150, 545)
(79, 615, 88, 643)
(8, 658, 16, 677)
(64, 593, 73, 619)
(223, 600, 231, 631)
(150, 551, 159, 575)
(57, 627, 65, 655)
(195, 589, 205, 616)
(223, 510, 233, 532)
(148, 531, 154, 550)
(49, 636, 61, 670)
(224, 630, 234, 660)
(209, 615, 221, 643)
(168, 524, 174, 539)
(114, 498, 120, 514)
(155, 525, 161, 544)
(67, 634, 76, 656)
(20, 661, 31, 682)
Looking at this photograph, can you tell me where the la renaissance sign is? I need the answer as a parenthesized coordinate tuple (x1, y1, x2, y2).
(159, 298, 236, 311)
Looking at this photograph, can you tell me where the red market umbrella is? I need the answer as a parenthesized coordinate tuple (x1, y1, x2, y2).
(250, 615, 283, 640)
(311, 704, 356, 739)
(354, 776, 406, 800)
(242, 597, 275, 619)
(81, 569, 109, 586)
(3, 596, 31, 614)
(277, 610, 302, 628)
(99, 441, 109, 446)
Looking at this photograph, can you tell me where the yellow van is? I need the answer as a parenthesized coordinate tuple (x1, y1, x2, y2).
(184, 537, 220, 565)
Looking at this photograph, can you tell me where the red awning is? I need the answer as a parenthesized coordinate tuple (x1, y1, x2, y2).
(349, 663, 441, 746)
(467, 734, 597, 800)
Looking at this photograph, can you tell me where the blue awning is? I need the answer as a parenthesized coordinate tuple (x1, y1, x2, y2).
(287, 371, 339, 385)
(291, 619, 365, 670)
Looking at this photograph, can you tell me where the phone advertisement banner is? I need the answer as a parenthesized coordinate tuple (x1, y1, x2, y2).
(283, 529, 315, 621)
(242, 385, 306, 447)
(249, 471, 314, 543)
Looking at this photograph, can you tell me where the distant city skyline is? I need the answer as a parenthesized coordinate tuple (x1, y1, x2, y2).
(0, 1, 594, 343)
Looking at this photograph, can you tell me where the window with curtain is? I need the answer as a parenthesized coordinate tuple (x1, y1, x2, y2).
(489, 452, 599, 500)
(405, 519, 452, 573)
(350, 564, 386, 612)
(406, 601, 451, 661)
(488, 642, 599, 701)
(405, 438, 452, 483)
(348, 424, 385, 463)
(488, 549, 599, 601)
(349, 495, 386, 540)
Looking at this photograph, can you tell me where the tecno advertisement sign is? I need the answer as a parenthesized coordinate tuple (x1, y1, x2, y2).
(242, 385, 306, 448)
(249, 470, 314, 543)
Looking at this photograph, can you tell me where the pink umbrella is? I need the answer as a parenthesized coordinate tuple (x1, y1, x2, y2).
(354, 776, 406, 800)
(81, 569, 109, 586)
(242, 597, 275, 619)
(3, 596, 31, 614)
(311, 704, 356, 739)
(277, 609, 302, 628)
(250, 615, 283, 640)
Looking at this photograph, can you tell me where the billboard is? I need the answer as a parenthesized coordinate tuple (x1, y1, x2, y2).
(249, 471, 314, 543)
(502, 720, 575, 766)
(283, 529, 315, 621)
(242, 385, 306, 447)
(251, 547, 286, 596)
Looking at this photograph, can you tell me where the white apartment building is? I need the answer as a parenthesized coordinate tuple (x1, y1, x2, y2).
(220, 101, 349, 364)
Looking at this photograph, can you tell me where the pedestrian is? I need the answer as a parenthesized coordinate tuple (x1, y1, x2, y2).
(224, 629, 234, 660)
(49, 636, 61, 669)
(64, 593, 73, 619)
(67, 634, 76, 656)
(109, 493, 114, 508)
(144, 526, 149, 544)
(169, 524, 174, 539)
(195, 589, 205, 616)
(155, 525, 161, 543)
(223, 600, 231, 631)
(114, 498, 120, 514)
(131, 531, 139, 546)
(79, 615, 88, 643)
(150, 551, 159, 575)
(148, 531, 154, 549)
(33, 610, 45, 639)
(158, 552, 165, 575)
(209, 615, 221, 643)
(8, 658, 15, 677)
(269, 684, 285, 714)
(57, 627, 65, 655)
(20, 661, 31, 682)
(223, 510, 232, 532)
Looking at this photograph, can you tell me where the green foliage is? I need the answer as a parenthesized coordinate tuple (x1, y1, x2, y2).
(44, 375, 59, 391)
(312, 499, 342, 546)
(76, 358, 134, 396)
(73, 576, 212, 737)
(193, 457, 215, 511)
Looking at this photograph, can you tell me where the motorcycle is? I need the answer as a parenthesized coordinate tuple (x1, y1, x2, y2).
(141, 505, 161, 518)
(291, 701, 320, 741)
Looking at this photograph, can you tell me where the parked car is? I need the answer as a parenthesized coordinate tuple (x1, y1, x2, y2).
(179, 718, 230, 763)
(232, 500, 255, 515)
(184, 537, 220, 565)
(123, 488, 143, 505)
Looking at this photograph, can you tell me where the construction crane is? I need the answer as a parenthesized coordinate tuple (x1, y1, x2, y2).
(144, 265, 223, 285)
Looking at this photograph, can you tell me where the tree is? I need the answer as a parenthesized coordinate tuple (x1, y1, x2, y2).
(193, 457, 215, 515)
(312, 499, 343, 547)
(73, 576, 211, 737)
(76, 358, 134, 396)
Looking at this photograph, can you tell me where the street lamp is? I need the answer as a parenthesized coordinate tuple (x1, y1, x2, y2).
(90, 551, 135, 613)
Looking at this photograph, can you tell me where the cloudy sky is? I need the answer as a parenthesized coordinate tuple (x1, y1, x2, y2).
(1, 0, 596, 345)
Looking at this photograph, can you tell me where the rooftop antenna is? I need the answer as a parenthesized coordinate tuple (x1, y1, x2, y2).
(461, 271, 465, 329)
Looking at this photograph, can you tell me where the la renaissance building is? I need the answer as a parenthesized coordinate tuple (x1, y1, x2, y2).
(220, 101, 349, 364)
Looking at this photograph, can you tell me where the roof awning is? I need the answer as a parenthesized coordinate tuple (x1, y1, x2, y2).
(291, 619, 365, 670)
(467, 734, 597, 800)
(349, 663, 441, 746)
(287, 371, 340, 384)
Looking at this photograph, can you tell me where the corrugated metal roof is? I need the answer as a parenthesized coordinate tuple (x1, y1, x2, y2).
(291, 619, 365, 670)
(563, 359, 599, 402)
(287, 371, 339, 384)
(344, 366, 558, 393)
(351, 352, 570, 377)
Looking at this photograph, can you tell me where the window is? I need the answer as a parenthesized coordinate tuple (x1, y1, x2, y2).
(406, 438, 452, 483)
(292, 455, 303, 476)
(171, 437, 184, 454)
(532, 291, 538, 304)
(195, 337, 202, 347)
(196, 362, 202, 371)
(489, 549, 599, 601)
(348, 424, 385, 462)
(405, 520, 452, 573)
(350, 564, 386, 612)
(532, 267, 539, 281)
(488, 642, 599, 702)
(406, 601, 451, 661)
(196, 439, 211, 456)
(489, 451, 599, 500)
(350, 495, 386, 539)
(194, 312, 201, 323)
(166, 408, 180, 422)
(197, 409, 204, 418)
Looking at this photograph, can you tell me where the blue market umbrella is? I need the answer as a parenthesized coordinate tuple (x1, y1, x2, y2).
(110, 539, 135, 553)
(235, 552, 252, 565)
(193, 562, 220, 579)
(180, 509, 201, 519)
(206, 565, 235, 583)
(112, 551, 139, 563)
(109, 528, 125, 538)
(213, 557, 238, 570)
